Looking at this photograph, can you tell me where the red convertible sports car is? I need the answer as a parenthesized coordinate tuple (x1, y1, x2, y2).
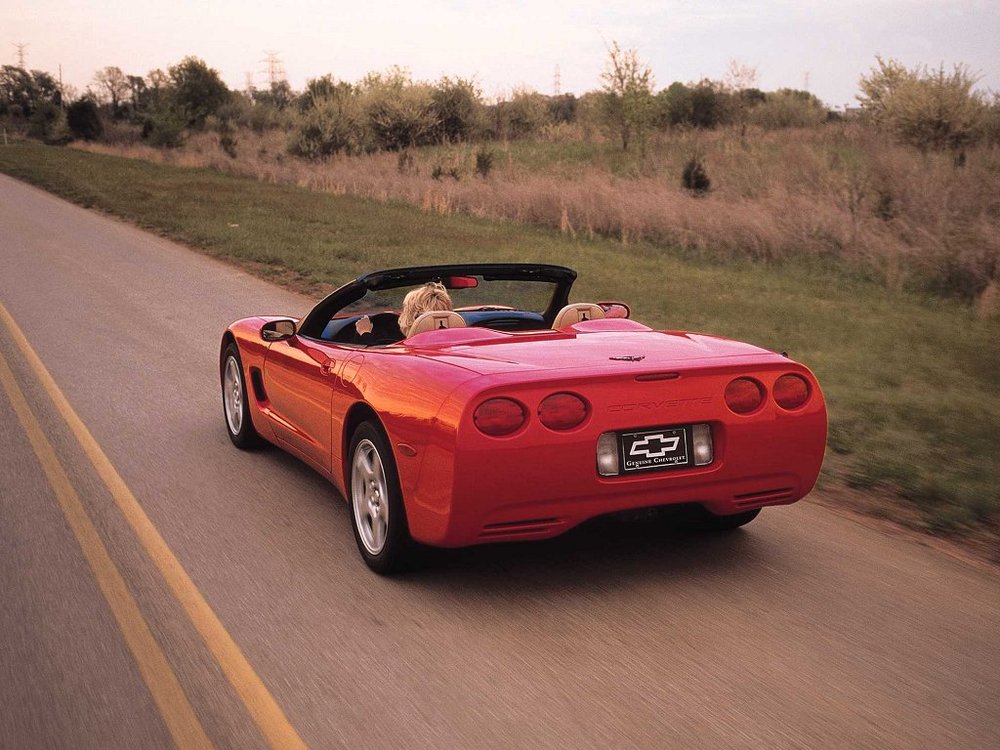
(220, 264, 826, 573)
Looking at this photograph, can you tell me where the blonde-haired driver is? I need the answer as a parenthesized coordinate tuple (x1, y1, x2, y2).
(398, 282, 453, 335)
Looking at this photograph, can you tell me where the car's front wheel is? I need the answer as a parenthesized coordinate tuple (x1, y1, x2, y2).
(349, 421, 413, 574)
(221, 343, 263, 449)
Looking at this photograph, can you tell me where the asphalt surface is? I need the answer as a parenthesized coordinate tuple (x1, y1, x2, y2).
(1, 172, 998, 749)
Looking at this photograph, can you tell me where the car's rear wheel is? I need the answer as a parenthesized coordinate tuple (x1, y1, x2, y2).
(221, 343, 263, 449)
(697, 507, 761, 531)
(349, 421, 413, 574)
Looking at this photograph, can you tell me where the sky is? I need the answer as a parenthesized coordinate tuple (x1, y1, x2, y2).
(6, 0, 999, 108)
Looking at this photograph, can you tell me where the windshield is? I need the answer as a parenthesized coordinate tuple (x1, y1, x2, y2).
(297, 264, 575, 344)
(339, 277, 558, 317)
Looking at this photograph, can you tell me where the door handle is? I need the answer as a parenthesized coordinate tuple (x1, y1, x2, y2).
(320, 359, 337, 377)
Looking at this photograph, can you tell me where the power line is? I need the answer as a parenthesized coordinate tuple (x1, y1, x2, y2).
(553, 64, 561, 96)
(13, 42, 28, 69)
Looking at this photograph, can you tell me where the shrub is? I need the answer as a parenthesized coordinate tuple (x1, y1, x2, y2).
(397, 149, 415, 174)
(288, 88, 367, 158)
(366, 83, 437, 151)
(475, 146, 494, 178)
(657, 81, 732, 129)
(983, 96, 1000, 146)
(494, 89, 549, 139)
(858, 56, 987, 151)
(547, 94, 577, 124)
(681, 157, 711, 194)
(27, 101, 70, 144)
(142, 107, 186, 147)
(66, 97, 104, 141)
(219, 127, 238, 158)
(748, 89, 827, 129)
(430, 77, 483, 142)
(431, 163, 460, 181)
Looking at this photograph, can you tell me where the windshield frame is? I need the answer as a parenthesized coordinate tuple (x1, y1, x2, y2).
(296, 263, 576, 340)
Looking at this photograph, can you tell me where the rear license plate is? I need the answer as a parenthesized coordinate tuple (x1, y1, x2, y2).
(619, 426, 690, 474)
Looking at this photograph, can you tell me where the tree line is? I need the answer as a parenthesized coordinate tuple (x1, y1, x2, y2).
(2, 47, 997, 157)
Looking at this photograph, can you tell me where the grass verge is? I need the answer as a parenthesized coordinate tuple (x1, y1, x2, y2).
(2, 142, 997, 550)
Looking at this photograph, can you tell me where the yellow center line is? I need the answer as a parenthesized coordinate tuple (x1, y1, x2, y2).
(0, 303, 308, 750)
(0, 342, 214, 749)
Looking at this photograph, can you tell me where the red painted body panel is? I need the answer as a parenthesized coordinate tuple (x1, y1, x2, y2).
(224, 316, 827, 548)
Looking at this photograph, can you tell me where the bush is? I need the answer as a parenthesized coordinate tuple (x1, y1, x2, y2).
(219, 128, 238, 158)
(749, 89, 827, 129)
(858, 57, 987, 151)
(494, 89, 549, 140)
(289, 88, 367, 158)
(657, 81, 732, 129)
(142, 107, 186, 148)
(27, 101, 70, 144)
(475, 146, 494, 178)
(66, 97, 104, 140)
(682, 157, 711, 194)
(547, 94, 577, 124)
(430, 77, 483, 143)
(983, 97, 1000, 146)
(366, 83, 437, 151)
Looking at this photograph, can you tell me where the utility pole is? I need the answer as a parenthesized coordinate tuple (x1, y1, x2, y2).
(245, 71, 256, 95)
(553, 64, 561, 96)
(13, 42, 28, 68)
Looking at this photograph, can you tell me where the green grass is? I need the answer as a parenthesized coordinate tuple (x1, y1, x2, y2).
(2, 141, 998, 536)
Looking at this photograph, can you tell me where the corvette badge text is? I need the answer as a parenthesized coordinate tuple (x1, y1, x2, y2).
(608, 397, 712, 412)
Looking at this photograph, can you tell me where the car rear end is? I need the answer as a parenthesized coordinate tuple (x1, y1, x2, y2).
(407, 355, 827, 547)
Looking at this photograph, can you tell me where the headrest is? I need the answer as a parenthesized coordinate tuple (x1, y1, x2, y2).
(552, 303, 606, 329)
(407, 310, 467, 337)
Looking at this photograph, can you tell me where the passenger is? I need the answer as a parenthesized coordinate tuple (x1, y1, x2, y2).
(397, 282, 453, 336)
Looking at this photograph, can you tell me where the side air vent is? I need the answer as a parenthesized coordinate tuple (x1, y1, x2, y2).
(479, 518, 564, 539)
(733, 488, 795, 509)
(249, 367, 268, 402)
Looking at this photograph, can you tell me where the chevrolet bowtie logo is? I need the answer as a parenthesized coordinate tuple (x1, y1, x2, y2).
(629, 433, 680, 459)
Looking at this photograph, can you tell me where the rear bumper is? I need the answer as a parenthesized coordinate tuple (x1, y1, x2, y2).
(406, 411, 826, 547)
(397, 359, 827, 548)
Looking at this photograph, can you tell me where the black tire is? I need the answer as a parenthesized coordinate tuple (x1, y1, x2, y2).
(696, 507, 761, 531)
(348, 421, 414, 575)
(221, 343, 264, 449)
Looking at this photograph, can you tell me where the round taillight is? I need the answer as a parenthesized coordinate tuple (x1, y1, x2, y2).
(773, 374, 811, 410)
(538, 392, 589, 430)
(474, 398, 527, 436)
(725, 378, 764, 414)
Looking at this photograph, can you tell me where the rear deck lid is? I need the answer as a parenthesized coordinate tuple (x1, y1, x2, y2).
(407, 319, 780, 376)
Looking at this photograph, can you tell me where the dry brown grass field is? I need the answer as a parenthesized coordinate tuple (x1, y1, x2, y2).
(75, 123, 1000, 309)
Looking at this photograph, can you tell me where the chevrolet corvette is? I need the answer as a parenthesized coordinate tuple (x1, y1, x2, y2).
(220, 264, 827, 573)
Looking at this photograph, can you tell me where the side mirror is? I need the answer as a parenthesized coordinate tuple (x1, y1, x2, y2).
(261, 319, 297, 341)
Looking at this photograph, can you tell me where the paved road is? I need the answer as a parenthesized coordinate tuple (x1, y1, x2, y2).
(1, 172, 998, 749)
